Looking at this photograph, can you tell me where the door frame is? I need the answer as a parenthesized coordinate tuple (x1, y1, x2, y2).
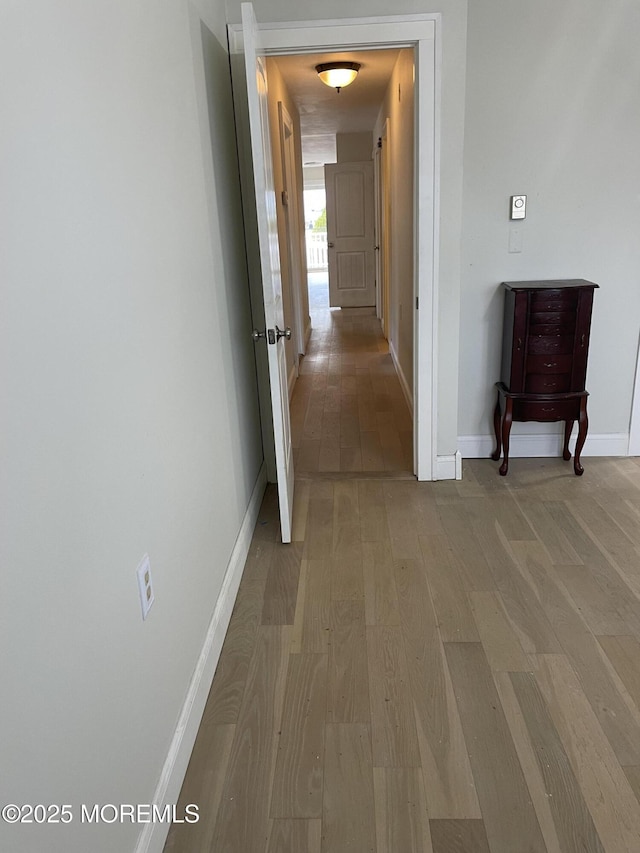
(373, 137, 382, 321)
(230, 12, 441, 480)
(380, 119, 391, 343)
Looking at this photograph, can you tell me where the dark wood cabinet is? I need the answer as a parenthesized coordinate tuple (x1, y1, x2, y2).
(492, 279, 598, 475)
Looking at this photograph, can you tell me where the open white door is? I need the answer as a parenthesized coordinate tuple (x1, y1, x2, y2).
(241, 2, 294, 542)
(325, 161, 376, 308)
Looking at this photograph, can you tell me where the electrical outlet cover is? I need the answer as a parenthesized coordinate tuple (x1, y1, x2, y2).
(136, 554, 155, 620)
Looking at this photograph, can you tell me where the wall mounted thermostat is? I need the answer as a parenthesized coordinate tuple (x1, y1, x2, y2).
(510, 195, 527, 220)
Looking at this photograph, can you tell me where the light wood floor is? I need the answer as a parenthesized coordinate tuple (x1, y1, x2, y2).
(165, 283, 640, 853)
(290, 278, 413, 475)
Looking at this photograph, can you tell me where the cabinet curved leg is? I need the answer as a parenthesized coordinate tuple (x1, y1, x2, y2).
(499, 398, 513, 476)
(563, 420, 574, 461)
(491, 393, 502, 461)
(574, 399, 588, 476)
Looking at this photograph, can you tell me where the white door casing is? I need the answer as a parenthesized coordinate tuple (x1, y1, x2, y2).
(325, 161, 376, 308)
(380, 121, 391, 342)
(373, 139, 382, 320)
(230, 9, 440, 481)
(629, 333, 640, 455)
(240, 3, 294, 542)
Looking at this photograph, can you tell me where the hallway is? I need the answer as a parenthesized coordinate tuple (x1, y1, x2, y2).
(290, 273, 413, 475)
(165, 451, 640, 853)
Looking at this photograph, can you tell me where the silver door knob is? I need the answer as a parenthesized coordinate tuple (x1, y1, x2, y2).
(251, 329, 266, 342)
(328, 242, 335, 248)
(275, 325, 292, 341)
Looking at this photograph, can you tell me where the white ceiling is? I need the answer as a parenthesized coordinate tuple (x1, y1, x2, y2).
(271, 49, 401, 166)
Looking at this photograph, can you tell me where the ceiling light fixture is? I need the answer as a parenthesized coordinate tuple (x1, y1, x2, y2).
(315, 61, 361, 93)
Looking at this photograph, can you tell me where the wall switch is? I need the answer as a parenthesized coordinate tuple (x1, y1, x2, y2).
(509, 227, 523, 253)
(136, 554, 155, 620)
(510, 195, 526, 219)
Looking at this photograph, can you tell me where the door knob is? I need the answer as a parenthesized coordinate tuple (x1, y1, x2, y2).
(251, 329, 266, 342)
(275, 325, 292, 341)
(328, 242, 335, 248)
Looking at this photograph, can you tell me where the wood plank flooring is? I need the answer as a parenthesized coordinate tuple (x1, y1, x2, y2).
(290, 279, 413, 475)
(165, 281, 640, 852)
(165, 458, 640, 853)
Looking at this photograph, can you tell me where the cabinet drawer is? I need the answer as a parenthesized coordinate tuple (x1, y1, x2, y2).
(528, 335, 574, 355)
(525, 373, 571, 394)
(526, 354, 573, 374)
(513, 399, 579, 422)
(528, 311, 576, 329)
(530, 291, 578, 311)
(527, 323, 575, 336)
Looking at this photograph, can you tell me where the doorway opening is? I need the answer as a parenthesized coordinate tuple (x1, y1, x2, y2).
(229, 10, 439, 504)
(303, 185, 328, 289)
(267, 46, 415, 475)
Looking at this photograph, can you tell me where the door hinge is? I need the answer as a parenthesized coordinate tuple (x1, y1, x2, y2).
(416, 297, 419, 310)
(281, 190, 288, 207)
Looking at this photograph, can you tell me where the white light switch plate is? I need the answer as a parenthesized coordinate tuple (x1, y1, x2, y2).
(510, 195, 526, 219)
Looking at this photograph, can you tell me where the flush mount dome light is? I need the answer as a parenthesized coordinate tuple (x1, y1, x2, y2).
(315, 61, 361, 93)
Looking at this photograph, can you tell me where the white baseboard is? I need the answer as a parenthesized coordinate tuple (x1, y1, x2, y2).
(389, 340, 413, 415)
(435, 451, 462, 481)
(288, 362, 298, 400)
(455, 450, 462, 479)
(458, 432, 629, 459)
(134, 463, 267, 853)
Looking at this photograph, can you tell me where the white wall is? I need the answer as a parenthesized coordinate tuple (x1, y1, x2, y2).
(303, 164, 328, 190)
(0, 2, 263, 852)
(459, 0, 640, 450)
(337, 131, 373, 162)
